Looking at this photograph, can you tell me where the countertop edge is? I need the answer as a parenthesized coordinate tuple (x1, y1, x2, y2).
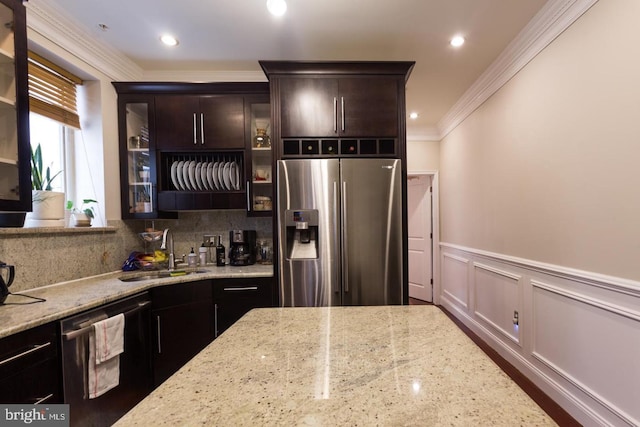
(0, 264, 274, 339)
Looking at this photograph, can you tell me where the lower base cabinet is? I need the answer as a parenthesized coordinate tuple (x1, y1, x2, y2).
(0, 323, 61, 404)
(214, 277, 273, 337)
(151, 280, 214, 387)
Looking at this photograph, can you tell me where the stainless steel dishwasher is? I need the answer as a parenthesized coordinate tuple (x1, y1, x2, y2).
(60, 292, 152, 427)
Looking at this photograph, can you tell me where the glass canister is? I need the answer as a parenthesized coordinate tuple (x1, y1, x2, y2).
(256, 240, 272, 265)
(253, 128, 271, 148)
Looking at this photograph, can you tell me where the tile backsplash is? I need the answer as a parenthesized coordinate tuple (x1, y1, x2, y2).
(0, 211, 272, 293)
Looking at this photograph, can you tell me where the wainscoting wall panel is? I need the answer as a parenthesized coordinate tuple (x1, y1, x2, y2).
(440, 243, 640, 427)
(473, 262, 522, 346)
(532, 281, 640, 427)
(441, 252, 469, 309)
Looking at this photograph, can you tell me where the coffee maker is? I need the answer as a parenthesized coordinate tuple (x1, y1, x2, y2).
(229, 230, 257, 266)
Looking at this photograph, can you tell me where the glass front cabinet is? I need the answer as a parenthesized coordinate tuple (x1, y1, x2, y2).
(0, 0, 30, 212)
(247, 98, 272, 216)
(116, 94, 161, 219)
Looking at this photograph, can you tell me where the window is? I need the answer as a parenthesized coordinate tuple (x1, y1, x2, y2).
(27, 52, 103, 225)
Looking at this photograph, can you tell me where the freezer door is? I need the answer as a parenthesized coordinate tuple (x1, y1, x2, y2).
(341, 159, 403, 305)
(277, 159, 341, 306)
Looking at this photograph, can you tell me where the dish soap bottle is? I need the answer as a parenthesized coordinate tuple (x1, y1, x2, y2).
(187, 247, 197, 267)
(216, 235, 225, 266)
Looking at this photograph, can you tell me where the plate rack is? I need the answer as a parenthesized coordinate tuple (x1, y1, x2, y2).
(161, 153, 244, 192)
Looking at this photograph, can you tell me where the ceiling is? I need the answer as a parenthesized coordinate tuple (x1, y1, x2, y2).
(34, 0, 549, 140)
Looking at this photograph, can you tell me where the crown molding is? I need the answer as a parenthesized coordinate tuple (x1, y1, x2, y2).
(25, 0, 143, 81)
(436, 0, 600, 140)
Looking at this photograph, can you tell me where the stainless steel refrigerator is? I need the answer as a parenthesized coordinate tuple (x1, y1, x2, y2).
(277, 158, 404, 306)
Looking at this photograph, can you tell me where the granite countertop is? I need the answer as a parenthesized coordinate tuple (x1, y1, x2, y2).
(115, 306, 556, 426)
(0, 263, 273, 339)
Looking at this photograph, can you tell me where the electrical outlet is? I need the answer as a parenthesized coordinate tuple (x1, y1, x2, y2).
(513, 310, 519, 325)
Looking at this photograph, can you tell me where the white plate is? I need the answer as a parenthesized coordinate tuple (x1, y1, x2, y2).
(176, 161, 186, 190)
(188, 161, 198, 190)
(223, 162, 232, 191)
(195, 162, 203, 190)
(206, 162, 215, 190)
(219, 161, 227, 190)
(229, 162, 238, 190)
(212, 162, 220, 190)
(234, 162, 240, 189)
(200, 162, 209, 190)
(182, 160, 193, 190)
(170, 161, 179, 190)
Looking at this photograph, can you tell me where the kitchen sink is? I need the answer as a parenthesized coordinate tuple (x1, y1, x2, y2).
(118, 270, 209, 282)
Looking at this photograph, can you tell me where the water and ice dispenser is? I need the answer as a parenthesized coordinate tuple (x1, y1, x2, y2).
(284, 210, 319, 259)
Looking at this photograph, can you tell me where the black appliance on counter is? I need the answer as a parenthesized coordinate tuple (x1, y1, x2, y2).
(229, 230, 257, 266)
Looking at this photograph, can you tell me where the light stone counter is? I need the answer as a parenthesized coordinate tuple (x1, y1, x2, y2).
(0, 264, 273, 339)
(115, 306, 556, 426)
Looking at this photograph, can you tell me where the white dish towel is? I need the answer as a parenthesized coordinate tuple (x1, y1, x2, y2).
(88, 313, 125, 399)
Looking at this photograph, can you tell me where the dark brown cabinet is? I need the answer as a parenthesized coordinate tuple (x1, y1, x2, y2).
(114, 82, 270, 213)
(213, 277, 273, 337)
(260, 61, 414, 159)
(0, 323, 61, 404)
(278, 76, 400, 138)
(150, 280, 214, 386)
(0, 0, 31, 212)
(155, 95, 245, 151)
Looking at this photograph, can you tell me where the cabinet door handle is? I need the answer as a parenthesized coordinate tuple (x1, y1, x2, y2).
(200, 113, 205, 145)
(0, 342, 51, 367)
(223, 286, 258, 292)
(246, 180, 250, 212)
(156, 315, 162, 354)
(341, 96, 345, 132)
(333, 97, 337, 133)
(214, 303, 218, 338)
(192, 113, 198, 145)
(33, 393, 54, 404)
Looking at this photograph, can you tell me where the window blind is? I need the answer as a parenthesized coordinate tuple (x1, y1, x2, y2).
(27, 51, 83, 129)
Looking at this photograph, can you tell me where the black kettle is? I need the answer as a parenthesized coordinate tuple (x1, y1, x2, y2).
(0, 261, 15, 304)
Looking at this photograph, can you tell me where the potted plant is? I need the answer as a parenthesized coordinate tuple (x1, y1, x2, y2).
(67, 199, 97, 227)
(28, 143, 65, 225)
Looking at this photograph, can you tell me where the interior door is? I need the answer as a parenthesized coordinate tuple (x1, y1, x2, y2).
(408, 174, 433, 302)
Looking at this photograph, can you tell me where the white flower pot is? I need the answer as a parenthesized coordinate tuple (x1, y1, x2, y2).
(30, 190, 65, 220)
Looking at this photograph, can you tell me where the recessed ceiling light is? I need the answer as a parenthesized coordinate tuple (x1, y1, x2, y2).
(450, 36, 465, 47)
(267, 0, 287, 16)
(409, 112, 419, 120)
(160, 34, 179, 47)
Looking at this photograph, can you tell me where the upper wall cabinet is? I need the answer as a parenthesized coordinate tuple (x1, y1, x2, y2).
(278, 76, 400, 138)
(260, 61, 414, 159)
(113, 82, 270, 215)
(0, 0, 30, 212)
(155, 95, 245, 151)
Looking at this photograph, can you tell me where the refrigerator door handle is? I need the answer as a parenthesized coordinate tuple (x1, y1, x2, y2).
(341, 181, 349, 293)
(334, 181, 341, 294)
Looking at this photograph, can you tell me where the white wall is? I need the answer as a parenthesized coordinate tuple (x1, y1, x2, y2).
(440, 0, 640, 282)
(439, 1, 640, 425)
(407, 140, 439, 173)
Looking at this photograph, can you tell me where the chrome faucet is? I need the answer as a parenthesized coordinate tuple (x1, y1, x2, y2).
(160, 228, 176, 270)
